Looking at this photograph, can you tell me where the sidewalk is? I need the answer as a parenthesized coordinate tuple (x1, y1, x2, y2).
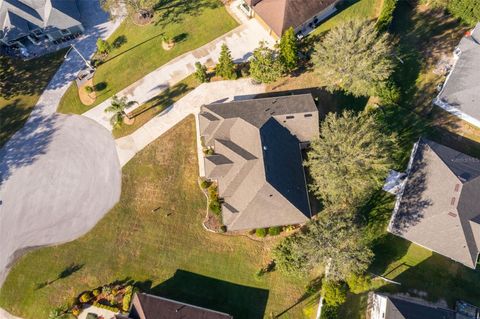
(83, 19, 275, 130)
(115, 79, 266, 171)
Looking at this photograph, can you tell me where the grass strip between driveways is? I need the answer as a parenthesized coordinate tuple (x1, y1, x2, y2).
(57, 0, 238, 115)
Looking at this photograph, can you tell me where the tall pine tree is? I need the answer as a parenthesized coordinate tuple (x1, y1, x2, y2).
(216, 44, 237, 80)
(279, 27, 299, 71)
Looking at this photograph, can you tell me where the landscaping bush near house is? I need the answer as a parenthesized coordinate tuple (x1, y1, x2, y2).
(92, 289, 101, 297)
(79, 292, 92, 303)
(322, 280, 348, 306)
(93, 301, 119, 313)
(346, 273, 371, 293)
(255, 228, 267, 238)
(376, 0, 398, 31)
(209, 200, 222, 216)
(200, 179, 211, 189)
(268, 226, 282, 236)
(122, 286, 133, 312)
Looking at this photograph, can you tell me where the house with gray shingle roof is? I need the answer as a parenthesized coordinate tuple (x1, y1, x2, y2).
(0, 0, 83, 47)
(434, 23, 480, 128)
(368, 293, 456, 319)
(388, 138, 480, 269)
(199, 94, 319, 231)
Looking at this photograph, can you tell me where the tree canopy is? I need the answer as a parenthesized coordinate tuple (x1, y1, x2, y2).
(249, 41, 284, 83)
(273, 212, 373, 281)
(216, 44, 237, 80)
(304, 110, 392, 209)
(279, 27, 299, 71)
(100, 0, 156, 16)
(312, 20, 395, 97)
(448, 0, 480, 26)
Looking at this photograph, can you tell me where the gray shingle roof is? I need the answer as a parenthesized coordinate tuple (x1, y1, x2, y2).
(389, 138, 480, 268)
(0, 0, 82, 42)
(437, 23, 480, 123)
(200, 94, 319, 231)
(383, 295, 455, 319)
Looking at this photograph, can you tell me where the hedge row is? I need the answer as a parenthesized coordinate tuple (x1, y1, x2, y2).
(376, 0, 398, 32)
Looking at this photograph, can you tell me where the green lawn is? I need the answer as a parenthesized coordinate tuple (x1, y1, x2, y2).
(0, 117, 312, 319)
(57, 0, 238, 115)
(112, 75, 198, 138)
(0, 51, 65, 147)
(312, 0, 383, 35)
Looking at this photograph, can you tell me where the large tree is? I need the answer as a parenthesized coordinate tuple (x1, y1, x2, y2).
(249, 41, 284, 83)
(305, 110, 392, 209)
(273, 212, 373, 281)
(312, 20, 395, 97)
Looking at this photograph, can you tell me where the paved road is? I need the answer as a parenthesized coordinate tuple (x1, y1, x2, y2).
(115, 79, 266, 172)
(83, 18, 275, 130)
(0, 1, 124, 315)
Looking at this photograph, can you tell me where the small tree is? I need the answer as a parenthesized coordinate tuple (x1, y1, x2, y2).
(96, 38, 111, 55)
(322, 279, 348, 306)
(194, 62, 209, 83)
(216, 44, 237, 80)
(249, 41, 284, 83)
(305, 110, 392, 209)
(279, 27, 298, 71)
(312, 20, 395, 97)
(104, 95, 137, 128)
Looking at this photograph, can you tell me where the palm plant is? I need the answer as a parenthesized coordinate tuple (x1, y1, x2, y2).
(104, 95, 137, 128)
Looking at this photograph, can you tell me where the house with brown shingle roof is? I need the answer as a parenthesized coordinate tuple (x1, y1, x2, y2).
(240, 0, 340, 39)
(388, 138, 480, 269)
(199, 94, 319, 231)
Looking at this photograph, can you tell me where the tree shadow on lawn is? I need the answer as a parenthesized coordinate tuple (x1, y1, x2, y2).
(35, 263, 84, 290)
(153, 0, 221, 28)
(376, 252, 480, 308)
(135, 269, 269, 319)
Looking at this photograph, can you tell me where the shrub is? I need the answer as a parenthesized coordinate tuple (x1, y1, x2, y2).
(122, 286, 133, 312)
(208, 185, 218, 200)
(79, 291, 92, 303)
(320, 304, 339, 319)
(96, 38, 111, 55)
(268, 226, 282, 236)
(72, 306, 81, 316)
(200, 180, 211, 189)
(255, 228, 267, 238)
(92, 288, 101, 297)
(346, 273, 371, 293)
(102, 285, 112, 295)
(194, 62, 209, 83)
(220, 225, 227, 233)
(376, 0, 398, 32)
(322, 280, 348, 306)
(376, 80, 401, 105)
(85, 86, 94, 94)
(93, 301, 119, 312)
(209, 200, 222, 215)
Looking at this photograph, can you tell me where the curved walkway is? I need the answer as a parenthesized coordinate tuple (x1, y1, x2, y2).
(0, 2, 125, 317)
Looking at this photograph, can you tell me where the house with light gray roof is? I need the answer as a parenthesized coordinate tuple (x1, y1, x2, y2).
(434, 22, 480, 128)
(388, 138, 480, 268)
(199, 94, 319, 231)
(0, 0, 83, 48)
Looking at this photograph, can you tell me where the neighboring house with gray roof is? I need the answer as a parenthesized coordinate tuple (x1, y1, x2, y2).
(434, 22, 480, 128)
(0, 0, 83, 47)
(199, 94, 319, 231)
(388, 138, 480, 269)
(368, 293, 456, 319)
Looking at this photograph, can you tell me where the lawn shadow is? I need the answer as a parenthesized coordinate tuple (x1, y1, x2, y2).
(0, 99, 33, 148)
(0, 110, 59, 187)
(112, 35, 127, 49)
(35, 263, 84, 290)
(138, 269, 269, 319)
(102, 32, 165, 64)
(173, 32, 188, 43)
(153, 0, 220, 28)
(376, 252, 480, 308)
